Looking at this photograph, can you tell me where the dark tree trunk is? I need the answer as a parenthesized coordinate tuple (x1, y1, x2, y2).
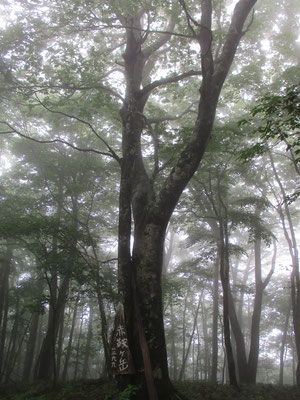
(211, 254, 219, 382)
(96, 279, 111, 378)
(37, 275, 69, 381)
(22, 272, 44, 382)
(62, 294, 80, 381)
(228, 223, 275, 384)
(82, 302, 94, 380)
(116, 2, 258, 398)
(56, 301, 66, 380)
(3, 292, 20, 383)
(73, 311, 84, 380)
(268, 150, 300, 385)
(219, 226, 238, 386)
(0, 244, 12, 382)
(201, 298, 211, 380)
(169, 301, 178, 381)
(179, 295, 201, 381)
(279, 299, 291, 384)
(179, 295, 188, 381)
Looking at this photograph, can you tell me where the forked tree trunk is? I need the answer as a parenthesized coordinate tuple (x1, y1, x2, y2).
(116, 2, 258, 398)
(37, 275, 69, 381)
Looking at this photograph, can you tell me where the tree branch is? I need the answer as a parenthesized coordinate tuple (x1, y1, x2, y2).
(140, 70, 201, 96)
(0, 121, 119, 160)
(35, 95, 121, 163)
(147, 101, 198, 124)
(215, 0, 257, 80)
(178, 0, 200, 38)
(143, 16, 176, 58)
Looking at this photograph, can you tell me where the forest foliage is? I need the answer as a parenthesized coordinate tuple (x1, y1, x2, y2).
(0, 0, 300, 398)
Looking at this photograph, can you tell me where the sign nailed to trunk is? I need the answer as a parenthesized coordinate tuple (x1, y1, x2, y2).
(110, 303, 135, 375)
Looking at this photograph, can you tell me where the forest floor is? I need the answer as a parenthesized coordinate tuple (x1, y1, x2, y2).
(1, 379, 300, 400)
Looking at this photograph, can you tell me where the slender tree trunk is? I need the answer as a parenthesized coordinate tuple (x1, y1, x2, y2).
(202, 298, 211, 380)
(82, 302, 94, 380)
(62, 294, 80, 381)
(96, 279, 111, 378)
(179, 295, 201, 381)
(73, 312, 84, 381)
(0, 244, 12, 382)
(219, 222, 237, 386)
(247, 229, 275, 383)
(22, 270, 44, 382)
(3, 294, 20, 383)
(56, 303, 65, 380)
(279, 299, 291, 384)
(169, 301, 178, 380)
(179, 295, 188, 381)
(211, 254, 219, 382)
(269, 150, 300, 384)
(237, 256, 252, 327)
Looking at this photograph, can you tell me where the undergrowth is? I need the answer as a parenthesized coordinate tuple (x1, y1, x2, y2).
(1, 380, 300, 400)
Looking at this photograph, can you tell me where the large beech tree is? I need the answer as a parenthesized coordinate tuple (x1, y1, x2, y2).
(0, 0, 258, 398)
(117, 1, 257, 398)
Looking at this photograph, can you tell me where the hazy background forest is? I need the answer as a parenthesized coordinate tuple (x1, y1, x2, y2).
(0, 0, 300, 397)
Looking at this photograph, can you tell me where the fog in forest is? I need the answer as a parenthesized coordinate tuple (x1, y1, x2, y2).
(0, 1, 300, 399)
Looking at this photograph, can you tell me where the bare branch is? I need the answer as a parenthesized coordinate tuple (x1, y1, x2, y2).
(148, 101, 198, 124)
(241, 8, 255, 36)
(0, 121, 119, 160)
(140, 70, 201, 96)
(143, 16, 176, 58)
(199, 0, 214, 60)
(34, 95, 121, 163)
(215, 0, 257, 80)
(178, 0, 199, 38)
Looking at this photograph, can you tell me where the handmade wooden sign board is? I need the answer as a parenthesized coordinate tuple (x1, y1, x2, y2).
(110, 303, 135, 375)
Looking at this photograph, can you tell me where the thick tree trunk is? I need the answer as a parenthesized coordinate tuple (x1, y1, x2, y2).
(116, 2, 257, 398)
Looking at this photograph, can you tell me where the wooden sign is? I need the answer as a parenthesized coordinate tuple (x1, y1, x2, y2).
(110, 303, 135, 375)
